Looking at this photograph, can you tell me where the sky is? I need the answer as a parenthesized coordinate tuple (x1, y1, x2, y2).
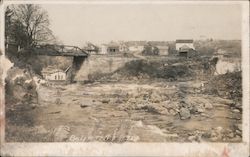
(41, 3, 241, 47)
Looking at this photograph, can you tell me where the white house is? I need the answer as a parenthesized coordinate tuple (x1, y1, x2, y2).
(175, 39, 195, 51)
(42, 66, 70, 81)
(100, 42, 120, 54)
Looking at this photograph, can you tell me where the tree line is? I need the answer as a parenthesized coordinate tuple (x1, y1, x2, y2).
(5, 4, 55, 50)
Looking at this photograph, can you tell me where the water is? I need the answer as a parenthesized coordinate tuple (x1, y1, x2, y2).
(215, 57, 241, 75)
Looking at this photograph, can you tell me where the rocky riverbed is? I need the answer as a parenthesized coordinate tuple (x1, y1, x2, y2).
(5, 57, 242, 142)
(6, 79, 242, 142)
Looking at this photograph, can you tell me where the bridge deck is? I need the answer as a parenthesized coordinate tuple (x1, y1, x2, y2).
(19, 44, 89, 57)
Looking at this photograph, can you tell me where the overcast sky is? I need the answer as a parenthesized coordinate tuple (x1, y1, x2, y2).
(41, 3, 241, 47)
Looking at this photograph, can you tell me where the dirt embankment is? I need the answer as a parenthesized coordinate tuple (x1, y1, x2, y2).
(76, 54, 136, 81)
(114, 59, 195, 80)
(88, 57, 216, 82)
(203, 71, 242, 102)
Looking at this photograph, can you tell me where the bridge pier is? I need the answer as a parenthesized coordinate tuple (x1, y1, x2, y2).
(67, 56, 87, 83)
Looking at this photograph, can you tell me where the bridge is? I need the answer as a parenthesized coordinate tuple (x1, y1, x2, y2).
(19, 44, 89, 83)
(20, 44, 89, 57)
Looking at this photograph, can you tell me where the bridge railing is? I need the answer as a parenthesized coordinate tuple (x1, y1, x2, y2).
(34, 44, 88, 56)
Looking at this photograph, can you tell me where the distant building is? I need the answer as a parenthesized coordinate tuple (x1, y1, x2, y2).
(156, 46, 169, 56)
(125, 41, 145, 52)
(100, 44, 108, 54)
(175, 39, 195, 51)
(100, 42, 120, 54)
(83, 42, 99, 54)
(128, 45, 144, 52)
(142, 44, 159, 56)
(42, 66, 71, 81)
(119, 42, 129, 52)
(176, 39, 196, 57)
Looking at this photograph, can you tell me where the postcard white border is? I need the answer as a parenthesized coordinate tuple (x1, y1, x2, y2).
(0, 0, 249, 156)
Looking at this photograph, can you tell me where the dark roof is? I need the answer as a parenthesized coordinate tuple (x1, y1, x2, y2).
(176, 39, 194, 43)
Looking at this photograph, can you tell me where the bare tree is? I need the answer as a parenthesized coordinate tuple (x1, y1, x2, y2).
(8, 4, 55, 47)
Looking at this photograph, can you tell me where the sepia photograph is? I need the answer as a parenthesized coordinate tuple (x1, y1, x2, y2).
(0, 0, 249, 156)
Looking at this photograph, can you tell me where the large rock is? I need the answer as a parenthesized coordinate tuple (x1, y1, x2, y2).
(80, 103, 89, 108)
(179, 107, 191, 120)
(234, 123, 242, 132)
(183, 96, 214, 113)
(162, 101, 180, 115)
(232, 109, 240, 113)
(204, 102, 213, 110)
(136, 103, 169, 115)
(101, 98, 110, 104)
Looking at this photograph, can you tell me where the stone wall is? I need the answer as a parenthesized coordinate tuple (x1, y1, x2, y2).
(75, 54, 136, 81)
